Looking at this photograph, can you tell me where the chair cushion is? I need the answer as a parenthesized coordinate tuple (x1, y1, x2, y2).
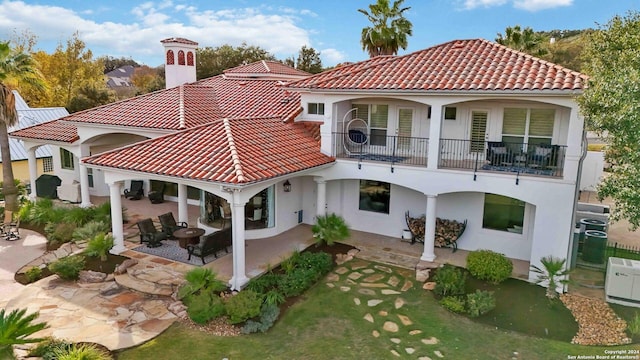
(535, 147, 552, 156)
(492, 147, 508, 155)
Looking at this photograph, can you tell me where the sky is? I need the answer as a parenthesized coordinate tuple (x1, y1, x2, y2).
(0, 0, 639, 68)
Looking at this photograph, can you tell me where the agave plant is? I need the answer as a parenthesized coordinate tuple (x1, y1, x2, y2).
(311, 213, 350, 246)
(530, 256, 570, 300)
(0, 308, 48, 357)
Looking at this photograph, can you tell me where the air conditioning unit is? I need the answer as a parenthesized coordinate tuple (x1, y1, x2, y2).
(605, 257, 640, 308)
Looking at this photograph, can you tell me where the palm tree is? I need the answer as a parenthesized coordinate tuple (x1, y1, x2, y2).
(496, 25, 548, 57)
(0, 308, 48, 358)
(311, 213, 350, 246)
(0, 41, 45, 212)
(530, 255, 570, 300)
(359, 0, 413, 57)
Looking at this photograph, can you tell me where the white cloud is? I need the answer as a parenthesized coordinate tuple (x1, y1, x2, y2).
(513, 0, 573, 11)
(320, 48, 345, 66)
(462, 0, 508, 10)
(0, 1, 314, 66)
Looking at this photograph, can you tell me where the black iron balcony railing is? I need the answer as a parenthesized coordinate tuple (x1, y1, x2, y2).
(439, 139, 566, 177)
(332, 132, 429, 166)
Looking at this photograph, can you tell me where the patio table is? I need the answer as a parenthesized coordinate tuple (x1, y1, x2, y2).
(173, 227, 205, 249)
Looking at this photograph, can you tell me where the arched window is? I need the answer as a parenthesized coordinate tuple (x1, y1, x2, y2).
(187, 51, 194, 66)
(166, 50, 175, 65)
(178, 50, 185, 65)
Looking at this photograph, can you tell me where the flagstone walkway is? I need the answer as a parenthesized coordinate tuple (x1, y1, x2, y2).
(326, 259, 445, 359)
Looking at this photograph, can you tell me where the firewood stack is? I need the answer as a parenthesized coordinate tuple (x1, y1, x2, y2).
(405, 211, 466, 250)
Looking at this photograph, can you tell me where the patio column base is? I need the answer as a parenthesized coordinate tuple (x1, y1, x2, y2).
(229, 275, 249, 291)
(420, 253, 436, 262)
(110, 244, 127, 254)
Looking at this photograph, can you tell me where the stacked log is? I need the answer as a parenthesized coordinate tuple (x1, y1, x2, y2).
(405, 213, 465, 247)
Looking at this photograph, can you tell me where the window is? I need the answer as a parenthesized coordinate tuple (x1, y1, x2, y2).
(60, 148, 74, 170)
(308, 102, 325, 115)
(42, 157, 53, 172)
(444, 107, 457, 120)
(482, 193, 524, 233)
(166, 50, 174, 65)
(502, 108, 554, 148)
(187, 51, 194, 66)
(353, 104, 388, 146)
(178, 50, 185, 65)
(359, 180, 390, 214)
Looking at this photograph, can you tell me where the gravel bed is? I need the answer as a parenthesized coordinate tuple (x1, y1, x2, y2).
(560, 293, 632, 345)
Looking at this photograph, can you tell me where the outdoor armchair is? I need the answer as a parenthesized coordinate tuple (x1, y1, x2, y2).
(124, 180, 144, 200)
(136, 218, 167, 247)
(158, 212, 187, 238)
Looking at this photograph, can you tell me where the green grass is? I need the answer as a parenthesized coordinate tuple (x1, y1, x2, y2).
(117, 261, 636, 360)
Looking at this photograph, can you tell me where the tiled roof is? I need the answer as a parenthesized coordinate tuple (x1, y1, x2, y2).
(224, 60, 311, 77)
(286, 39, 587, 92)
(83, 117, 334, 184)
(10, 119, 79, 143)
(160, 37, 198, 45)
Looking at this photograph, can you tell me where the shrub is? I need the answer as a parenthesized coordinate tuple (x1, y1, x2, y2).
(280, 268, 318, 297)
(92, 202, 113, 224)
(264, 289, 286, 306)
(29, 337, 72, 360)
(224, 290, 263, 324)
(17, 200, 35, 223)
(178, 268, 227, 300)
(45, 222, 77, 246)
(62, 206, 95, 226)
(530, 256, 570, 300)
(29, 199, 55, 225)
(466, 290, 496, 317)
(84, 234, 114, 261)
(53, 342, 112, 360)
(433, 264, 467, 297)
(0, 308, 48, 357)
(186, 292, 225, 324)
(628, 312, 640, 336)
(466, 249, 513, 284)
(440, 296, 466, 313)
(295, 251, 333, 275)
(241, 303, 281, 334)
(72, 221, 110, 243)
(48, 256, 85, 280)
(311, 213, 350, 246)
(245, 272, 282, 294)
(25, 266, 43, 283)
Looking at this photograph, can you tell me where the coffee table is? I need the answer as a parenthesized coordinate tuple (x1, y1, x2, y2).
(173, 227, 205, 249)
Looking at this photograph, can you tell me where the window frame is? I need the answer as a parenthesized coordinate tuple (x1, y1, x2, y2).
(358, 180, 391, 214)
(60, 148, 75, 170)
(482, 193, 525, 233)
(42, 157, 54, 172)
(353, 103, 389, 146)
(502, 107, 555, 148)
(307, 102, 325, 115)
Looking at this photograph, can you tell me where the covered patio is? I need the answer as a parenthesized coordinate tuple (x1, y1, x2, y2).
(93, 195, 530, 283)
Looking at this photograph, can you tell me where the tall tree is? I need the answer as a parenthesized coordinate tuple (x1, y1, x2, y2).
(358, 0, 413, 57)
(295, 46, 323, 74)
(496, 25, 548, 57)
(196, 43, 276, 79)
(98, 56, 139, 74)
(131, 65, 165, 94)
(577, 12, 640, 229)
(67, 83, 116, 113)
(0, 41, 45, 211)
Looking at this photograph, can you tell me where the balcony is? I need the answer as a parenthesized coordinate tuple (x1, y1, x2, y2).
(439, 139, 566, 178)
(332, 133, 566, 178)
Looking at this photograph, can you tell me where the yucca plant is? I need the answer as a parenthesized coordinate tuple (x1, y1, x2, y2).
(530, 256, 570, 300)
(0, 308, 48, 358)
(311, 213, 350, 246)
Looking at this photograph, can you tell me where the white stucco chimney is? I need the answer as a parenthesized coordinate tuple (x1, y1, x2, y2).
(161, 37, 198, 89)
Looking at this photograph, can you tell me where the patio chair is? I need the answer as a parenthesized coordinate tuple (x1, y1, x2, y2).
(136, 218, 167, 247)
(486, 141, 513, 166)
(187, 225, 232, 264)
(148, 182, 166, 204)
(527, 144, 557, 169)
(2, 210, 20, 241)
(158, 212, 187, 238)
(124, 180, 144, 200)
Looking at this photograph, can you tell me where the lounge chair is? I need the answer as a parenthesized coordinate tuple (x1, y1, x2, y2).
(2, 210, 19, 241)
(158, 212, 187, 238)
(187, 226, 232, 264)
(124, 180, 144, 200)
(136, 218, 167, 247)
(148, 182, 166, 204)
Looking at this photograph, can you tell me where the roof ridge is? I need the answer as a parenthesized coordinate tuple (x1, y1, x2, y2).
(301, 56, 400, 87)
(262, 60, 270, 73)
(223, 118, 246, 182)
(178, 85, 185, 129)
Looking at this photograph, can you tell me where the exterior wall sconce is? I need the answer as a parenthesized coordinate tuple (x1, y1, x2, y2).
(283, 180, 292, 192)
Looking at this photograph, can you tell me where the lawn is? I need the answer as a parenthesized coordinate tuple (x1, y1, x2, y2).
(116, 257, 636, 360)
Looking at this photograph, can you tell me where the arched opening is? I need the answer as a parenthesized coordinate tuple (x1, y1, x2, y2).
(166, 50, 174, 65)
(178, 50, 185, 65)
(187, 51, 194, 66)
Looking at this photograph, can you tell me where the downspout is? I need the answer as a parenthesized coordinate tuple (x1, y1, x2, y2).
(566, 129, 589, 273)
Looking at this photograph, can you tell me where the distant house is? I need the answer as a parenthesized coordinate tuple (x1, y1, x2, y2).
(1, 91, 68, 182)
(105, 65, 137, 98)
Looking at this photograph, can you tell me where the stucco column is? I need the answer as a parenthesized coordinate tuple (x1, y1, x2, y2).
(27, 148, 37, 200)
(229, 190, 249, 290)
(177, 183, 188, 224)
(79, 163, 92, 207)
(421, 194, 437, 261)
(109, 181, 126, 254)
(427, 105, 443, 170)
(314, 177, 327, 217)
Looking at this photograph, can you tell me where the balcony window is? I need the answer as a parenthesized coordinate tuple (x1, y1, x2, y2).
(353, 104, 388, 146)
(308, 102, 325, 115)
(359, 180, 390, 214)
(482, 193, 524, 233)
(502, 108, 554, 149)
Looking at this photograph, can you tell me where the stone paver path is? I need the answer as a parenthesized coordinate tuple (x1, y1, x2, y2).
(326, 258, 444, 359)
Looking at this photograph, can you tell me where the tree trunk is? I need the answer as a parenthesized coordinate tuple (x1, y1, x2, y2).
(0, 122, 18, 211)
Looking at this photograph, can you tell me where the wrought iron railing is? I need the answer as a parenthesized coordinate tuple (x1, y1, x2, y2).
(438, 139, 566, 177)
(332, 132, 429, 167)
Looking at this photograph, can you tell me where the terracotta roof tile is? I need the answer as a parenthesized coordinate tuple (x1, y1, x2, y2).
(287, 39, 587, 92)
(224, 60, 310, 77)
(160, 37, 198, 45)
(83, 117, 334, 184)
(10, 120, 79, 143)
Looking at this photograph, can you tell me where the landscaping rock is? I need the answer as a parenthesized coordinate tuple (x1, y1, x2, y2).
(114, 259, 139, 275)
(364, 313, 374, 323)
(415, 268, 430, 282)
(78, 270, 108, 283)
(422, 282, 436, 291)
(560, 293, 631, 346)
(383, 321, 399, 332)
